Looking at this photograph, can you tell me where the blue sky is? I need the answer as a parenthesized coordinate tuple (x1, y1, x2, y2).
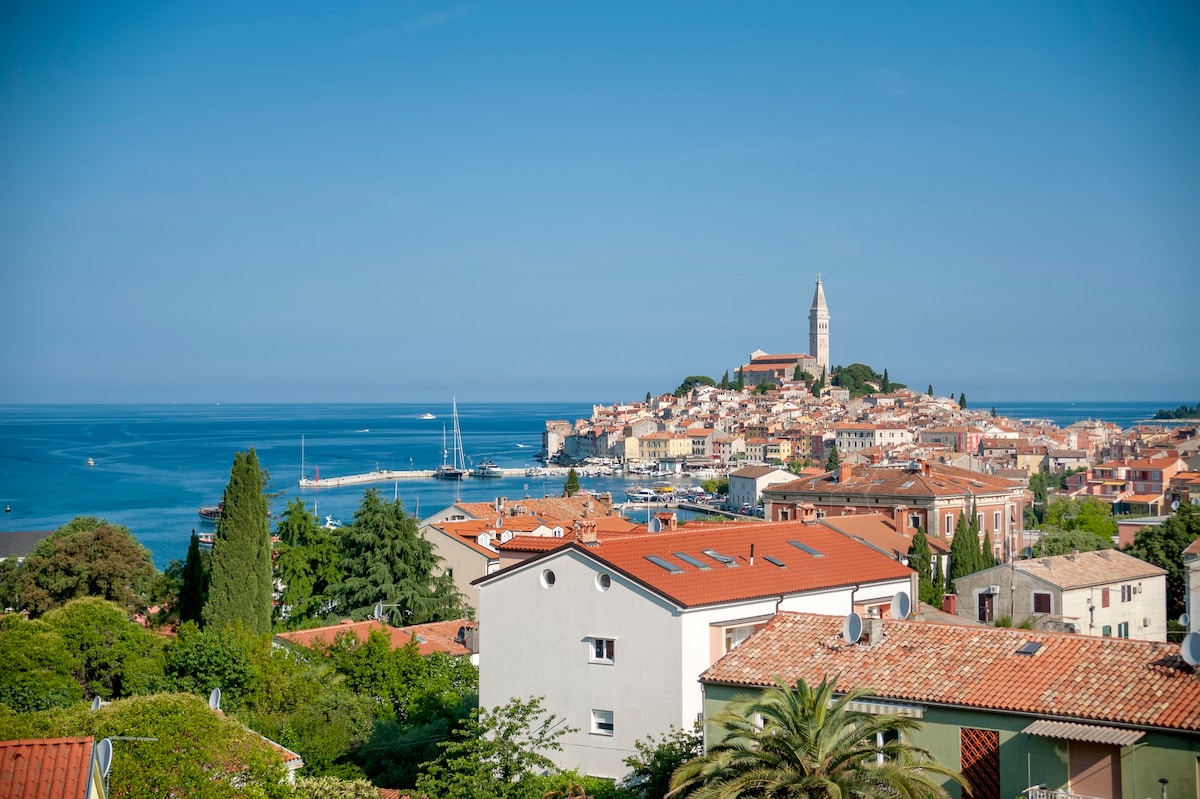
(2, 2, 1197, 405)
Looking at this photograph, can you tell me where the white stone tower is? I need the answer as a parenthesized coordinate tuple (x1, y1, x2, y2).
(809, 274, 830, 371)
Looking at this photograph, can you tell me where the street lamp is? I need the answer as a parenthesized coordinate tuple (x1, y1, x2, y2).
(1159, 778, 1168, 799)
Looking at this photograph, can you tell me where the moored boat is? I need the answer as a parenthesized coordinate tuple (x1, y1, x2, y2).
(471, 458, 503, 478)
(625, 488, 660, 502)
(198, 504, 222, 524)
(434, 398, 468, 481)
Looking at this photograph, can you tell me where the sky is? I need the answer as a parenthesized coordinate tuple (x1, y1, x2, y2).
(1, 1, 1197, 405)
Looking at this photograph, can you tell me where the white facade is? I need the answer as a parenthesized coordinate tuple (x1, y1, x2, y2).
(727, 467, 795, 511)
(477, 546, 910, 779)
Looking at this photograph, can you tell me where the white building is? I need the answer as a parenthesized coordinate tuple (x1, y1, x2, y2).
(474, 520, 915, 779)
(834, 423, 914, 453)
(726, 465, 795, 511)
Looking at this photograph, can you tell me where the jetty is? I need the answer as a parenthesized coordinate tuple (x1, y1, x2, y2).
(299, 465, 572, 489)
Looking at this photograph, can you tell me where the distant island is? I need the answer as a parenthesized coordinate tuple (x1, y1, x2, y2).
(1152, 403, 1200, 420)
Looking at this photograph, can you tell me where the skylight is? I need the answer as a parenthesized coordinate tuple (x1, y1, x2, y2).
(644, 555, 684, 574)
(900, 480, 915, 489)
(787, 540, 825, 558)
(672, 552, 712, 571)
(764, 555, 786, 568)
(1016, 641, 1043, 656)
(700, 548, 738, 567)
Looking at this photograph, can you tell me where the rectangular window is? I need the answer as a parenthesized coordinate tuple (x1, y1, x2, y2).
(977, 513, 984, 531)
(590, 638, 615, 664)
(1101, 588, 1110, 608)
(993, 511, 1000, 530)
(591, 709, 614, 736)
(1120, 585, 1132, 602)
(875, 729, 900, 765)
(1117, 621, 1130, 638)
(1033, 593, 1051, 614)
(1102, 625, 1112, 637)
(945, 514, 953, 535)
(724, 623, 765, 653)
(910, 514, 921, 531)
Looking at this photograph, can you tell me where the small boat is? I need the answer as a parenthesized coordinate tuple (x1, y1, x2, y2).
(197, 532, 214, 548)
(86, 458, 95, 467)
(471, 458, 504, 478)
(198, 504, 222, 524)
(419, 413, 436, 420)
(322, 515, 342, 530)
(625, 488, 661, 503)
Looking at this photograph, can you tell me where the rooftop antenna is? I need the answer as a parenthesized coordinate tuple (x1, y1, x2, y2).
(842, 612, 863, 644)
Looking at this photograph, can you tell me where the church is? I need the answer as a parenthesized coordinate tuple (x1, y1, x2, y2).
(738, 275, 830, 388)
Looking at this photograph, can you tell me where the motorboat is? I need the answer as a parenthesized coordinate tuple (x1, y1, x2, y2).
(419, 413, 436, 420)
(471, 458, 503, 478)
(86, 457, 95, 467)
(624, 488, 660, 503)
(198, 504, 222, 524)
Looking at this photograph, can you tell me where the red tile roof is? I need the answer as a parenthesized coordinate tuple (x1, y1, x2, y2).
(701, 613, 1200, 731)
(276, 618, 472, 657)
(0, 737, 95, 799)
(480, 521, 913, 609)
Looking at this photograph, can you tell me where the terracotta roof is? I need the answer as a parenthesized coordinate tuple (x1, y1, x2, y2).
(0, 737, 96, 799)
(765, 462, 1021, 500)
(730, 465, 790, 479)
(819, 513, 949, 556)
(452, 495, 621, 520)
(1004, 550, 1166, 589)
(276, 618, 473, 657)
(479, 521, 913, 609)
(1185, 538, 1200, 558)
(701, 612, 1200, 731)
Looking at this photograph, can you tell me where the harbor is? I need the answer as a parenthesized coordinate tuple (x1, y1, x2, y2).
(298, 465, 572, 489)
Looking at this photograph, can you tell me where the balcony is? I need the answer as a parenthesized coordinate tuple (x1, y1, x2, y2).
(1024, 787, 1106, 799)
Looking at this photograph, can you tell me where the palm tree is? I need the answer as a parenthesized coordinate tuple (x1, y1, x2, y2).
(668, 674, 968, 799)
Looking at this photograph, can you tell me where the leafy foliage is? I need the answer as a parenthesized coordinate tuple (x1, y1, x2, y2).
(0, 693, 295, 799)
(0, 614, 81, 712)
(563, 468, 581, 498)
(828, 364, 901, 398)
(275, 499, 343, 624)
(1124, 505, 1200, 617)
(1030, 527, 1112, 557)
(824, 443, 840, 472)
(668, 675, 966, 799)
(16, 517, 157, 617)
(1043, 496, 1116, 543)
(295, 776, 383, 799)
(178, 531, 210, 626)
(1152, 402, 1200, 420)
(948, 514, 981, 581)
(907, 528, 936, 606)
(622, 723, 703, 799)
(334, 488, 466, 624)
(42, 598, 168, 700)
(674, 375, 716, 397)
(204, 450, 273, 634)
(414, 696, 576, 799)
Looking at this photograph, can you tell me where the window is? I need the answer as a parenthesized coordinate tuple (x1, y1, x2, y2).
(1102, 625, 1112, 637)
(541, 569, 556, 588)
(1120, 585, 1132, 602)
(945, 514, 953, 535)
(595, 573, 612, 592)
(977, 513, 984, 531)
(993, 511, 1000, 530)
(909, 514, 921, 530)
(591, 709, 614, 736)
(1117, 621, 1130, 638)
(590, 638, 615, 664)
(1101, 587, 1110, 608)
(875, 729, 900, 765)
(1033, 593, 1051, 614)
(724, 623, 765, 653)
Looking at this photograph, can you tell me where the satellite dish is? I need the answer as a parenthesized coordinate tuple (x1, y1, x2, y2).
(648, 517, 662, 533)
(1182, 632, 1200, 667)
(1180, 613, 1190, 627)
(890, 590, 912, 620)
(94, 738, 113, 779)
(208, 687, 222, 711)
(374, 601, 384, 620)
(842, 612, 863, 644)
(90, 696, 102, 712)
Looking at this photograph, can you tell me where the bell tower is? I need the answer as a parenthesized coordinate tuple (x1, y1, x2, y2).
(809, 274, 830, 371)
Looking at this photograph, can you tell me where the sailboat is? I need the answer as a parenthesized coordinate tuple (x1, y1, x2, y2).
(434, 397, 468, 481)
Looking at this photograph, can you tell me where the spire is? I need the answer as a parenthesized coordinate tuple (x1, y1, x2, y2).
(808, 274, 830, 371)
(810, 273, 827, 311)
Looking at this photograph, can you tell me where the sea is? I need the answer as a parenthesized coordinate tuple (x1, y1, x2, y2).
(0, 400, 1185, 568)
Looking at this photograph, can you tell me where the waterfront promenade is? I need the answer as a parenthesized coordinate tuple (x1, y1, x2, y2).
(299, 465, 572, 489)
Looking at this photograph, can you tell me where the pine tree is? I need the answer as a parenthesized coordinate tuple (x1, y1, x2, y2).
(824, 442, 840, 472)
(335, 488, 464, 624)
(958, 392, 967, 410)
(720, 370, 730, 389)
(203, 449, 272, 634)
(907, 527, 935, 605)
(563, 468, 581, 498)
(177, 531, 208, 626)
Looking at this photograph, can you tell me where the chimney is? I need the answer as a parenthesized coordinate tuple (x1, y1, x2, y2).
(585, 497, 594, 515)
(922, 462, 932, 476)
(1041, 558, 1053, 569)
(750, 543, 755, 566)
(579, 520, 598, 546)
(799, 503, 818, 525)
(1068, 549, 1080, 563)
(495, 497, 506, 512)
(667, 513, 678, 531)
(863, 613, 885, 647)
(893, 505, 909, 532)
(839, 463, 853, 482)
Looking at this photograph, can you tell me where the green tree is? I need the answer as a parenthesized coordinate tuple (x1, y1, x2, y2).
(646, 391, 652, 403)
(178, 531, 209, 626)
(622, 724, 704, 799)
(295, 776, 383, 799)
(927, 384, 933, 397)
(164, 621, 257, 708)
(563, 468, 581, 498)
(824, 443, 840, 472)
(1124, 505, 1200, 618)
(958, 392, 967, 410)
(667, 675, 966, 799)
(736, 369, 745, 390)
(980, 529, 997, 569)
(415, 696, 576, 799)
(0, 614, 80, 712)
(674, 375, 716, 397)
(275, 498, 343, 624)
(930, 556, 945, 608)
(204, 449, 273, 634)
(881, 368, 890, 393)
(948, 514, 980, 581)
(1044, 496, 1117, 543)
(335, 488, 465, 624)
(754, 382, 776, 395)
(907, 528, 935, 606)
(1031, 527, 1113, 557)
(990, 406, 998, 417)
(17, 517, 157, 617)
(0, 693, 295, 799)
(720, 370, 730, 390)
(42, 598, 168, 700)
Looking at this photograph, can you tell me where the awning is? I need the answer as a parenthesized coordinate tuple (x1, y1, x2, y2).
(1021, 719, 1143, 746)
(847, 700, 923, 718)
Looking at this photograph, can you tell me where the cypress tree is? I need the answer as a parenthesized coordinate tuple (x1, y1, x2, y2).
(203, 449, 272, 634)
(948, 513, 979, 582)
(981, 530, 997, 569)
(931, 556, 945, 607)
(882, 368, 890, 393)
(720, 370, 729, 389)
(907, 527, 934, 605)
(177, 531, 208, 625)
(927, 384, 933, 397)
(736, 369, 745, 390)
(563, 468, 581, 498)
(958, 392, 967, 410)
(824, 442, 840, 472)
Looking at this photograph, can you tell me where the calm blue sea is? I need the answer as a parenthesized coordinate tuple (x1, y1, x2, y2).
(0, 400, 1183, 568)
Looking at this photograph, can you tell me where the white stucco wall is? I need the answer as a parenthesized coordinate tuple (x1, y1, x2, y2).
(478, 549, 684, 779)
(1062, 577, 1169, 641)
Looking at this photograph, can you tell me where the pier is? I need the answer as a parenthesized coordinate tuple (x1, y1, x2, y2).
(298, 465, 572, 489)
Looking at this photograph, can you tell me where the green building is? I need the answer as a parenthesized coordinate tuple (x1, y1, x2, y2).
(700, 612, 1200, 799)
